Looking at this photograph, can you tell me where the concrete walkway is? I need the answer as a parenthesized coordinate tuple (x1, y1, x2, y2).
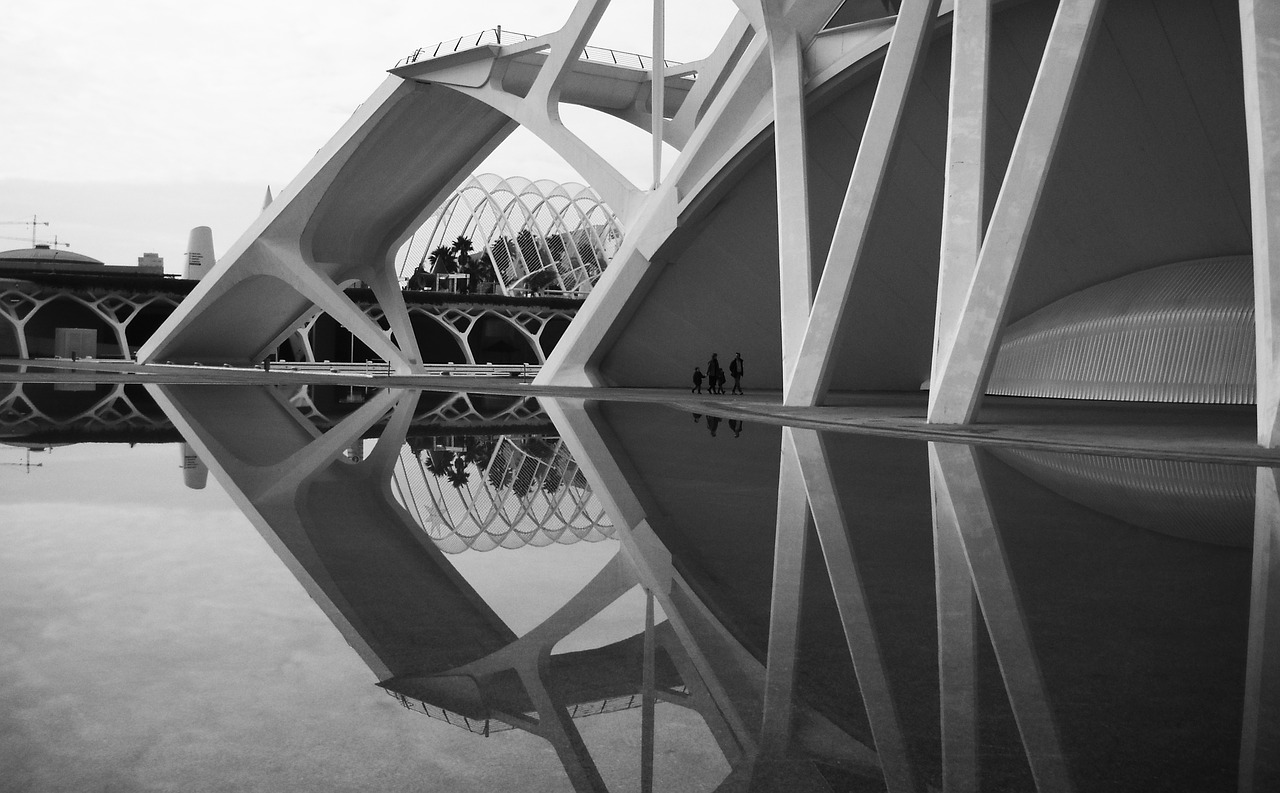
(3, 358, 1274, 466)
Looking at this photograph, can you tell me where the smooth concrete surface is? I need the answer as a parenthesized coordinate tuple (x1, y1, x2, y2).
(6, 358, 1275, 466)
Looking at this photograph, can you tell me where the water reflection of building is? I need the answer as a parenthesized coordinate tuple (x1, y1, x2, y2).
(140, 381, 1280, 792)
(393, 433, 615, 553)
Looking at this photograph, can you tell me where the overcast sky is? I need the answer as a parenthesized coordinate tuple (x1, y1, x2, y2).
(0, 0, 736, 270)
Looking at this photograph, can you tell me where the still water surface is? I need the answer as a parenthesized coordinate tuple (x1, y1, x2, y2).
(0, 381, 1273, 792)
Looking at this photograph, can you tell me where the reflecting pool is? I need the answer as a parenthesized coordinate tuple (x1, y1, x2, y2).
(2, 381, 1278, 792)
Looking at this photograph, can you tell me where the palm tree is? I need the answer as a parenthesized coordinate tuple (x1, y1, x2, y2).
(427, 245, 456, 275)
(451, 235, 474, 261)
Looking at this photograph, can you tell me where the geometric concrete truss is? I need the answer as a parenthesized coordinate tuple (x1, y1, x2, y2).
(138, 0, 710, 374)
(531, 0, 1280, 448)
(393, 433, 616, 553)
(0, 277, 182, 360)
(398, 173, 622, 297)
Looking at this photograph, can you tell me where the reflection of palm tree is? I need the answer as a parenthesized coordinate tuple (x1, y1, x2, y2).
(445, 456, 470, 489)
(542, 469, 562, 493)
(426, 450, 453, 478)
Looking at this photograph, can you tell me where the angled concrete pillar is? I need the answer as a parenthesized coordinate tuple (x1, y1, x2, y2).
(928, 0, 1106, 424)
(763, 4, 818, 384)
(930, 0, 991, 413)
(786, 0, 943, 406)
(1242, 0, 1280, 446)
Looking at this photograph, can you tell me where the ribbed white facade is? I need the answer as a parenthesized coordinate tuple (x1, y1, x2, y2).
(397, 174, 621, 297)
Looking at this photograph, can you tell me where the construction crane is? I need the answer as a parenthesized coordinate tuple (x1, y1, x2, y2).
(0, 215, 66, 248)
(1, 447, 46, 472)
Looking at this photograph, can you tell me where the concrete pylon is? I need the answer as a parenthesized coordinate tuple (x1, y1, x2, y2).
(183, 227, 215, 281)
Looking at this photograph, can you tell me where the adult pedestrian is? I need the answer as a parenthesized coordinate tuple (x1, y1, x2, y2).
(707, 353, 724, 395)
(729, 352, 744, 395)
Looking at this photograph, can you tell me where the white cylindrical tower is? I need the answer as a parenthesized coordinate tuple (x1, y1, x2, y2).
(180, 443, 208, 490)
(184, 226, 216, 280)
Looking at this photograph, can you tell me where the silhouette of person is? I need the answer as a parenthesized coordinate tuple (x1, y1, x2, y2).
(692, 366, 704, 393)
(728, 419, 743, 437)
(729, 353, 744, 395)
(707, 353, 724, 395)
(706, 415, 721, 436)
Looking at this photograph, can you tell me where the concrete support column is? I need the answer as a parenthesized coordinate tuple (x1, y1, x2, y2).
(1241, 466, 1280, 791)
(929, 443, 1072, 791)
(361, 261, 422, 368)
(763, 8, 817, 387)
(1241, 0, 1280, 446)
(927, 0, 1105, 424)
(651, 0, 665, 191)
(267, 252, 413, 373)
(786, 0, 942, 406)
(930, 0, 991, 414)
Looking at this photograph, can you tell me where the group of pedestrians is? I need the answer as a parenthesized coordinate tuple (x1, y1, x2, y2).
(692, 352, 744, 395)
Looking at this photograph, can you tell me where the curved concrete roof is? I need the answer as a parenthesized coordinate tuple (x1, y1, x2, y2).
(0, 245, 104, 265)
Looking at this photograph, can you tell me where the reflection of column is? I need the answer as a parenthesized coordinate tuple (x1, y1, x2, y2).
(790, 428, 920, 793)
(759, 428, 811, 757)
(929, 442, 1072, 792)
(933, 465, 978, 793)
(1242, 467, 1280, 791)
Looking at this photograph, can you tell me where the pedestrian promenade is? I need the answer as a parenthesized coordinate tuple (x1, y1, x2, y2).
(3, 357, 1271, 466)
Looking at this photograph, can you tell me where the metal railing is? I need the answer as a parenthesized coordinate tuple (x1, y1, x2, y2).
(395, 27, 685, 72)
(266, 360, 540, 378)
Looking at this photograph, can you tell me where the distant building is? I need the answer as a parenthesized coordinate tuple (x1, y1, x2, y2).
(136, 252, 164, 275)
(0, 244, 166, 278)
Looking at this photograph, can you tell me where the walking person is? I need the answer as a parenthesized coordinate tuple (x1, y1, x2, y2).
(707, 353, 724, 395)
(692, 366, 705, 394)
(729, 352, 744, 395)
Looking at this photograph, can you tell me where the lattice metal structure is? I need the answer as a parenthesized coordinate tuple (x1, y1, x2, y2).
(392, 432, 615, 553)
(397, 174, 622, 297)
(0, 278, 182, 360)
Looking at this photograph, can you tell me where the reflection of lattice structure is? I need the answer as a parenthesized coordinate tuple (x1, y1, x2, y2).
(285, 389, 547, 430)
(0, 278, 182, 359)
(387, 684, 688, 737)
(397, 174, 622, 297)
(0, 381, 169, 438)
(392, 434, 615, 553)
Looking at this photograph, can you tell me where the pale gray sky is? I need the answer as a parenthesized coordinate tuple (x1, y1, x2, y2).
(0, 0, 735, 270)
